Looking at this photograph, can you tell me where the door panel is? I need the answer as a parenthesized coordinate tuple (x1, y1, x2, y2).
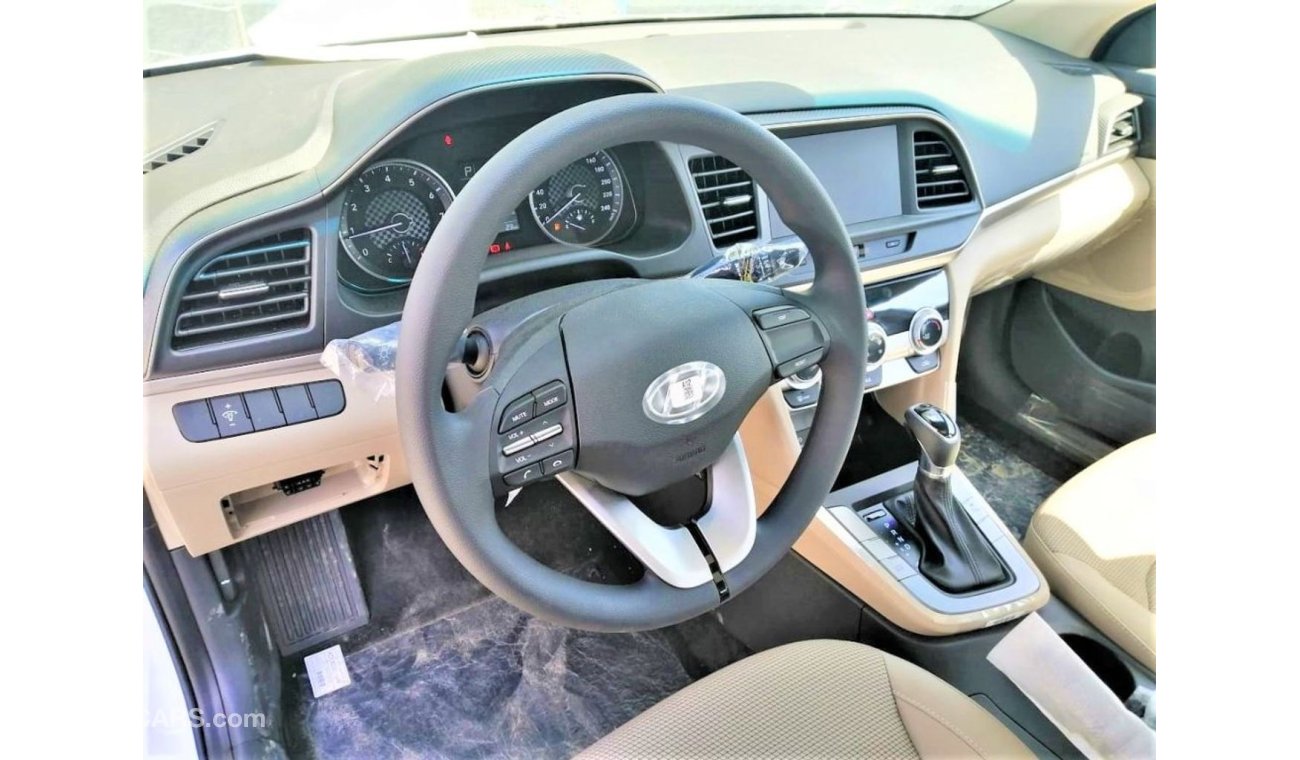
(1008, 280, 1155, 445)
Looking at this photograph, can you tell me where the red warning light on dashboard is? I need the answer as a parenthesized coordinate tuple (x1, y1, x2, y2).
(488, 241, 513, 254)
(442, 133, 454, 147)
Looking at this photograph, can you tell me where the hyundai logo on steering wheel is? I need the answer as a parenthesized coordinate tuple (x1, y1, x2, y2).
(641, 361, 727, 425)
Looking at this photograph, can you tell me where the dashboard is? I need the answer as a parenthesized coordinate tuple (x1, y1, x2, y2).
(142, 16, 1150, 555)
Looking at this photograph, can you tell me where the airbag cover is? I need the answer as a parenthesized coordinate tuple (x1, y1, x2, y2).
(562, 280, 770, 495)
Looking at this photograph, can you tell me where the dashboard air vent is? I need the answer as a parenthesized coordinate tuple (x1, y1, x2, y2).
(144, 124, 216, 175)
(172, 230, 312, 350)
(689, 155, 758, 247)
(912, 131, 973, 209)
(1104, 108, 1140, 153)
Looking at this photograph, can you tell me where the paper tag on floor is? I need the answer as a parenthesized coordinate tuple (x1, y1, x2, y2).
(987, 613, 1154, 759)
(304, 645, 352, 698)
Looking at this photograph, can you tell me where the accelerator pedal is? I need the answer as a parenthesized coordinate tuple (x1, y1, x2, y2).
(235, 510, 369, 656)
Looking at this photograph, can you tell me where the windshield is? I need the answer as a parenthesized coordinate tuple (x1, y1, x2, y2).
(144, 0, 1009, 68)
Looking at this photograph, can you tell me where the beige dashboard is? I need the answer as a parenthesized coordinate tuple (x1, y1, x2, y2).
(144, 149, 1150, 556)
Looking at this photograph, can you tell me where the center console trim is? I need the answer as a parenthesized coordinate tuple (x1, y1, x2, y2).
(793, 460, 1050, 637)
(827, 463, 1043, 615)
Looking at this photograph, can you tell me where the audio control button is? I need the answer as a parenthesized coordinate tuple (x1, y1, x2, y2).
(502, 437, 535, 456)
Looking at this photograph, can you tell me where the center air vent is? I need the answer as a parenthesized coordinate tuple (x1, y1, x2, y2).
(172, 230, 312, 351)
(912, 131, 973, 209)
(689, 155, 759, 247)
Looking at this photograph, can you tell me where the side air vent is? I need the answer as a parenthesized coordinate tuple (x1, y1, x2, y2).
(1104, 108, 1140, 153)
(689, 155, 759, 247)
(144, 124, 216, 174)
(172, 230, 312, 351)
(912, 131, 973, 209)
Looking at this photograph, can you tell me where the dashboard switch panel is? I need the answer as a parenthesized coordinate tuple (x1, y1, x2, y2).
(173, 400, 220, 442)
(307, 381, 346, 417)
(277, 385, 317, 424)
(244, 389, 287, 431)
(171, 380, 346, 443)
(210, 394, 254, 438)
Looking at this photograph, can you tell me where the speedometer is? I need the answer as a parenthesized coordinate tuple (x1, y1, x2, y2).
(529, 150, 625, 246)
(339, 159, 455, 282)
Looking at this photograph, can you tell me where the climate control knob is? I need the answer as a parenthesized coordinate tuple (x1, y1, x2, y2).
(865, 321, 888, 371)
(909, 307, 946, 355)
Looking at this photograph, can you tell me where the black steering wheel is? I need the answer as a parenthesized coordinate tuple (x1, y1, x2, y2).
(396, 94, 866, 632)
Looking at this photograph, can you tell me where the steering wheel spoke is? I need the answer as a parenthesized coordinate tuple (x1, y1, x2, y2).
(693, 279, 832, 385)
(556, 435, 756, 590)
(482, 321, 581, 496)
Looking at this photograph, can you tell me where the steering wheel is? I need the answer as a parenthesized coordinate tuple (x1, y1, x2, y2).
(396, 94, 866, 632)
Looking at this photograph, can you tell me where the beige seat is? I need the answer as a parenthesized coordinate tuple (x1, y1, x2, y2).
(1025, 435, 1157, 671)
(580, 639, 1032, 759)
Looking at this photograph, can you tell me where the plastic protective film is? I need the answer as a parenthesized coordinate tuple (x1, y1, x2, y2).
(688, 241, 809, 284)
(987, 613, 1155, 759)
(320, 321, 400, 401)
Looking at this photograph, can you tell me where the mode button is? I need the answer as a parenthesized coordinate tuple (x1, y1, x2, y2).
(533, 381, 568, 413)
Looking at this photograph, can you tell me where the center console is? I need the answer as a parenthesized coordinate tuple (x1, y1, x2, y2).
(781, 268, 950, 445)
(772, 267, 1048, 636)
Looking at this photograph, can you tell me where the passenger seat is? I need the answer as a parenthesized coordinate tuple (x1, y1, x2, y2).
(1024, 435, 1156, 671)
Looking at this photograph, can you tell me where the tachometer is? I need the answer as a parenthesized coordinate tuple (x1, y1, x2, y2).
(529, 150, 625, 246)
(339, 159, 455, 282)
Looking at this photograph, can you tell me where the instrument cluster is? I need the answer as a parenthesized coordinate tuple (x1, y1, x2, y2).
(336, 114, 636, 292)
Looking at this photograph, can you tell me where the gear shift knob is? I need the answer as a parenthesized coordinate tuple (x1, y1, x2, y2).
(904, 403, 961, 477)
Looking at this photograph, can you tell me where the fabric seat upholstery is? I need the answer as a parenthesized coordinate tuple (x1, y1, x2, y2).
(579, 639, 1033, 758)
(1024, 434, 1157, 671)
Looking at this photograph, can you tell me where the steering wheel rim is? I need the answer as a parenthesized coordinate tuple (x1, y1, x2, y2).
(397, 93, 866, 632)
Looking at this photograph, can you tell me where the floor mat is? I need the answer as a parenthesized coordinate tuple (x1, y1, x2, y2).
(282, 485, 750, 759)
(286, 593, 712, 759)
(957, 418, 1065, 539)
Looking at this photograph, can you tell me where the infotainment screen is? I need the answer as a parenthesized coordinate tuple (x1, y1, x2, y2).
(766, 125, 902, 239)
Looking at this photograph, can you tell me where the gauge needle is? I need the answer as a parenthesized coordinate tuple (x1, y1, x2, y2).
(347, 220, 403, 240)
(544, 193, 583, 225)
(401, 240, 412, 265)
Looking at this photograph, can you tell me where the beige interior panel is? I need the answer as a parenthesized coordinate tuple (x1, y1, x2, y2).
(875, 157, 1150, 423)
(144, 362, 407, 555)
(978, 0, 1152, 58)
(1036, 157, 1156, 310)
(794, 507, 1049, 637)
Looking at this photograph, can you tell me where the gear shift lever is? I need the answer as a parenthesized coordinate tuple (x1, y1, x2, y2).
(903, 404, 1007, 593)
